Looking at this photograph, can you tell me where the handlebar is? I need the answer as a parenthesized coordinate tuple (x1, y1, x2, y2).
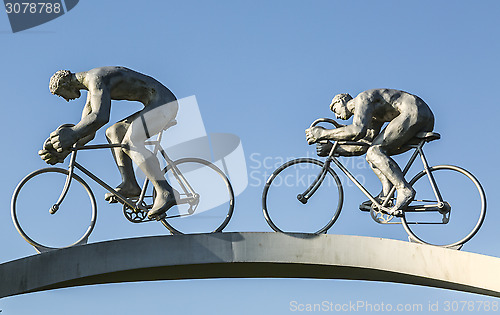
(310, 118, 344, 129)
(309, 118, 371, 147)
(309, 118, 343, 144)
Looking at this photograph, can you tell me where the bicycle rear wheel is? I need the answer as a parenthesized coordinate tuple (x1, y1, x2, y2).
(11, 168, 97, 252)
(262, 158, 343, 234)
(402, 165, 486, 248)
(160, 158, 234, 234)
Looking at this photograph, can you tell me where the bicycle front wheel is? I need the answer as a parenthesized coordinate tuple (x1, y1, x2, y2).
(402, 165, 486, 248)
(262, 158, 343, 234)
(11, 168, 97, 252)
(160, 158, 234, 234)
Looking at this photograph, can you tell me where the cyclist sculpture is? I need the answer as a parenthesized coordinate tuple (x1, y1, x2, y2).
(39, 66, 179, 220)
(305, 89, 435, 215)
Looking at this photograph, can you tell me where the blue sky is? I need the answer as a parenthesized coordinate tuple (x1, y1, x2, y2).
(1, 0, 499, 313)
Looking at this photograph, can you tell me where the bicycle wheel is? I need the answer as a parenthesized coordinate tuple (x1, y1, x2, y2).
(160, 158, 234, 234)
(402, 165, 486, 248)
(11, 168, 97, 252)
(262, 158, 343, 234)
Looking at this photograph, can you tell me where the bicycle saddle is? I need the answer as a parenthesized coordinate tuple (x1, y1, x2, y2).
(415, 131, 440, 142)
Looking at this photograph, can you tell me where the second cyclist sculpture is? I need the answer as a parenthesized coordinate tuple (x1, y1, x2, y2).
(262, 89, 485, 249)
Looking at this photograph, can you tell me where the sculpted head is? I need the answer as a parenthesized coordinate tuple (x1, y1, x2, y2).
(49, 70, 81, 101)
(330, 93, 353, 120)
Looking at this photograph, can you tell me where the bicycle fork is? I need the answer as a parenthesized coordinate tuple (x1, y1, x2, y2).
(49, 149, 78, 215)
(297, 161, 331, 204)
(297, 140, 340, 204)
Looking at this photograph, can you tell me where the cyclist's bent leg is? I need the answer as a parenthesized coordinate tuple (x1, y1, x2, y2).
(359, 161, 395, 210)
(366, 114, 430, 213)
(121, 100, 179, 218)
(105, 116, 142, 201)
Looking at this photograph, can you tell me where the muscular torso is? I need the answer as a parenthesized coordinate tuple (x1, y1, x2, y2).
(352, 89, 432, 142)
(83, 66, 176, 106)
(355, 89, 427, 120)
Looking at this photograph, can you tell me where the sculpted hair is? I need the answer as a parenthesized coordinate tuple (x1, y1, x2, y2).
(49, 70, 72, 94)
(330, 93, 353, 111)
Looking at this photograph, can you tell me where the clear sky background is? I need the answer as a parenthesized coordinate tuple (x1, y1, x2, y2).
(1, 0, 499, 314)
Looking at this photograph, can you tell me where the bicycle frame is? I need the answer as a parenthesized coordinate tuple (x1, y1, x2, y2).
(302, 134, 447, 217)
(339, 141, 444, 212)
(50, 132, 199, 218)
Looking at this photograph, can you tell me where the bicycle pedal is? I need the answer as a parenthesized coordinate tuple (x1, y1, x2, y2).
(359, 202, 372, 212)
(380, 208, 403, 217)
(104, 191, 120, 203)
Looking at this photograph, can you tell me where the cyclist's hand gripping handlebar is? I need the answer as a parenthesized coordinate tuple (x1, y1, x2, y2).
(306, 118, 343, 144)
(306, 118, 344, 157)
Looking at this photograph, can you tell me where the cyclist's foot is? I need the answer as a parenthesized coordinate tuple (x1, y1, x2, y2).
(147, 189, 180, 220)
(389, 186, 416, 216)
(104, 183, 142, 203)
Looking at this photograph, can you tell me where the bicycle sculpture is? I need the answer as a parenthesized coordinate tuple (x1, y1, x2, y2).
(11, 66, 234, 253)
(12, 124, 234, 253)
(262, 90, 486, 249)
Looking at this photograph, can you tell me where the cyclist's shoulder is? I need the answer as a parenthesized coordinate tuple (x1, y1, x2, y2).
(358, 88, 405, 100)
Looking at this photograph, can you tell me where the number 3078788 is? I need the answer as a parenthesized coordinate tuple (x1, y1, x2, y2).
(443, 300, 499, 312)
(5, 2, 61, 14)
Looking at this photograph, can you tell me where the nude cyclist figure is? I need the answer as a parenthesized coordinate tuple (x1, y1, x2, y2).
(38, 66, 179, 219)
(305, 89, 435, 215)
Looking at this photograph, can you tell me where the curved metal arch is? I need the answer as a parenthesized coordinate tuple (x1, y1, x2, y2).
(1, 233, 499, 298)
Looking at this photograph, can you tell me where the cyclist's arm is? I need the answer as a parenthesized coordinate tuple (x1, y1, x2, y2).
(331, 121, 347, 128)
(322, 103, 373, 141)
(71, 81, 111, 141)
(74, 97, 97, 145)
